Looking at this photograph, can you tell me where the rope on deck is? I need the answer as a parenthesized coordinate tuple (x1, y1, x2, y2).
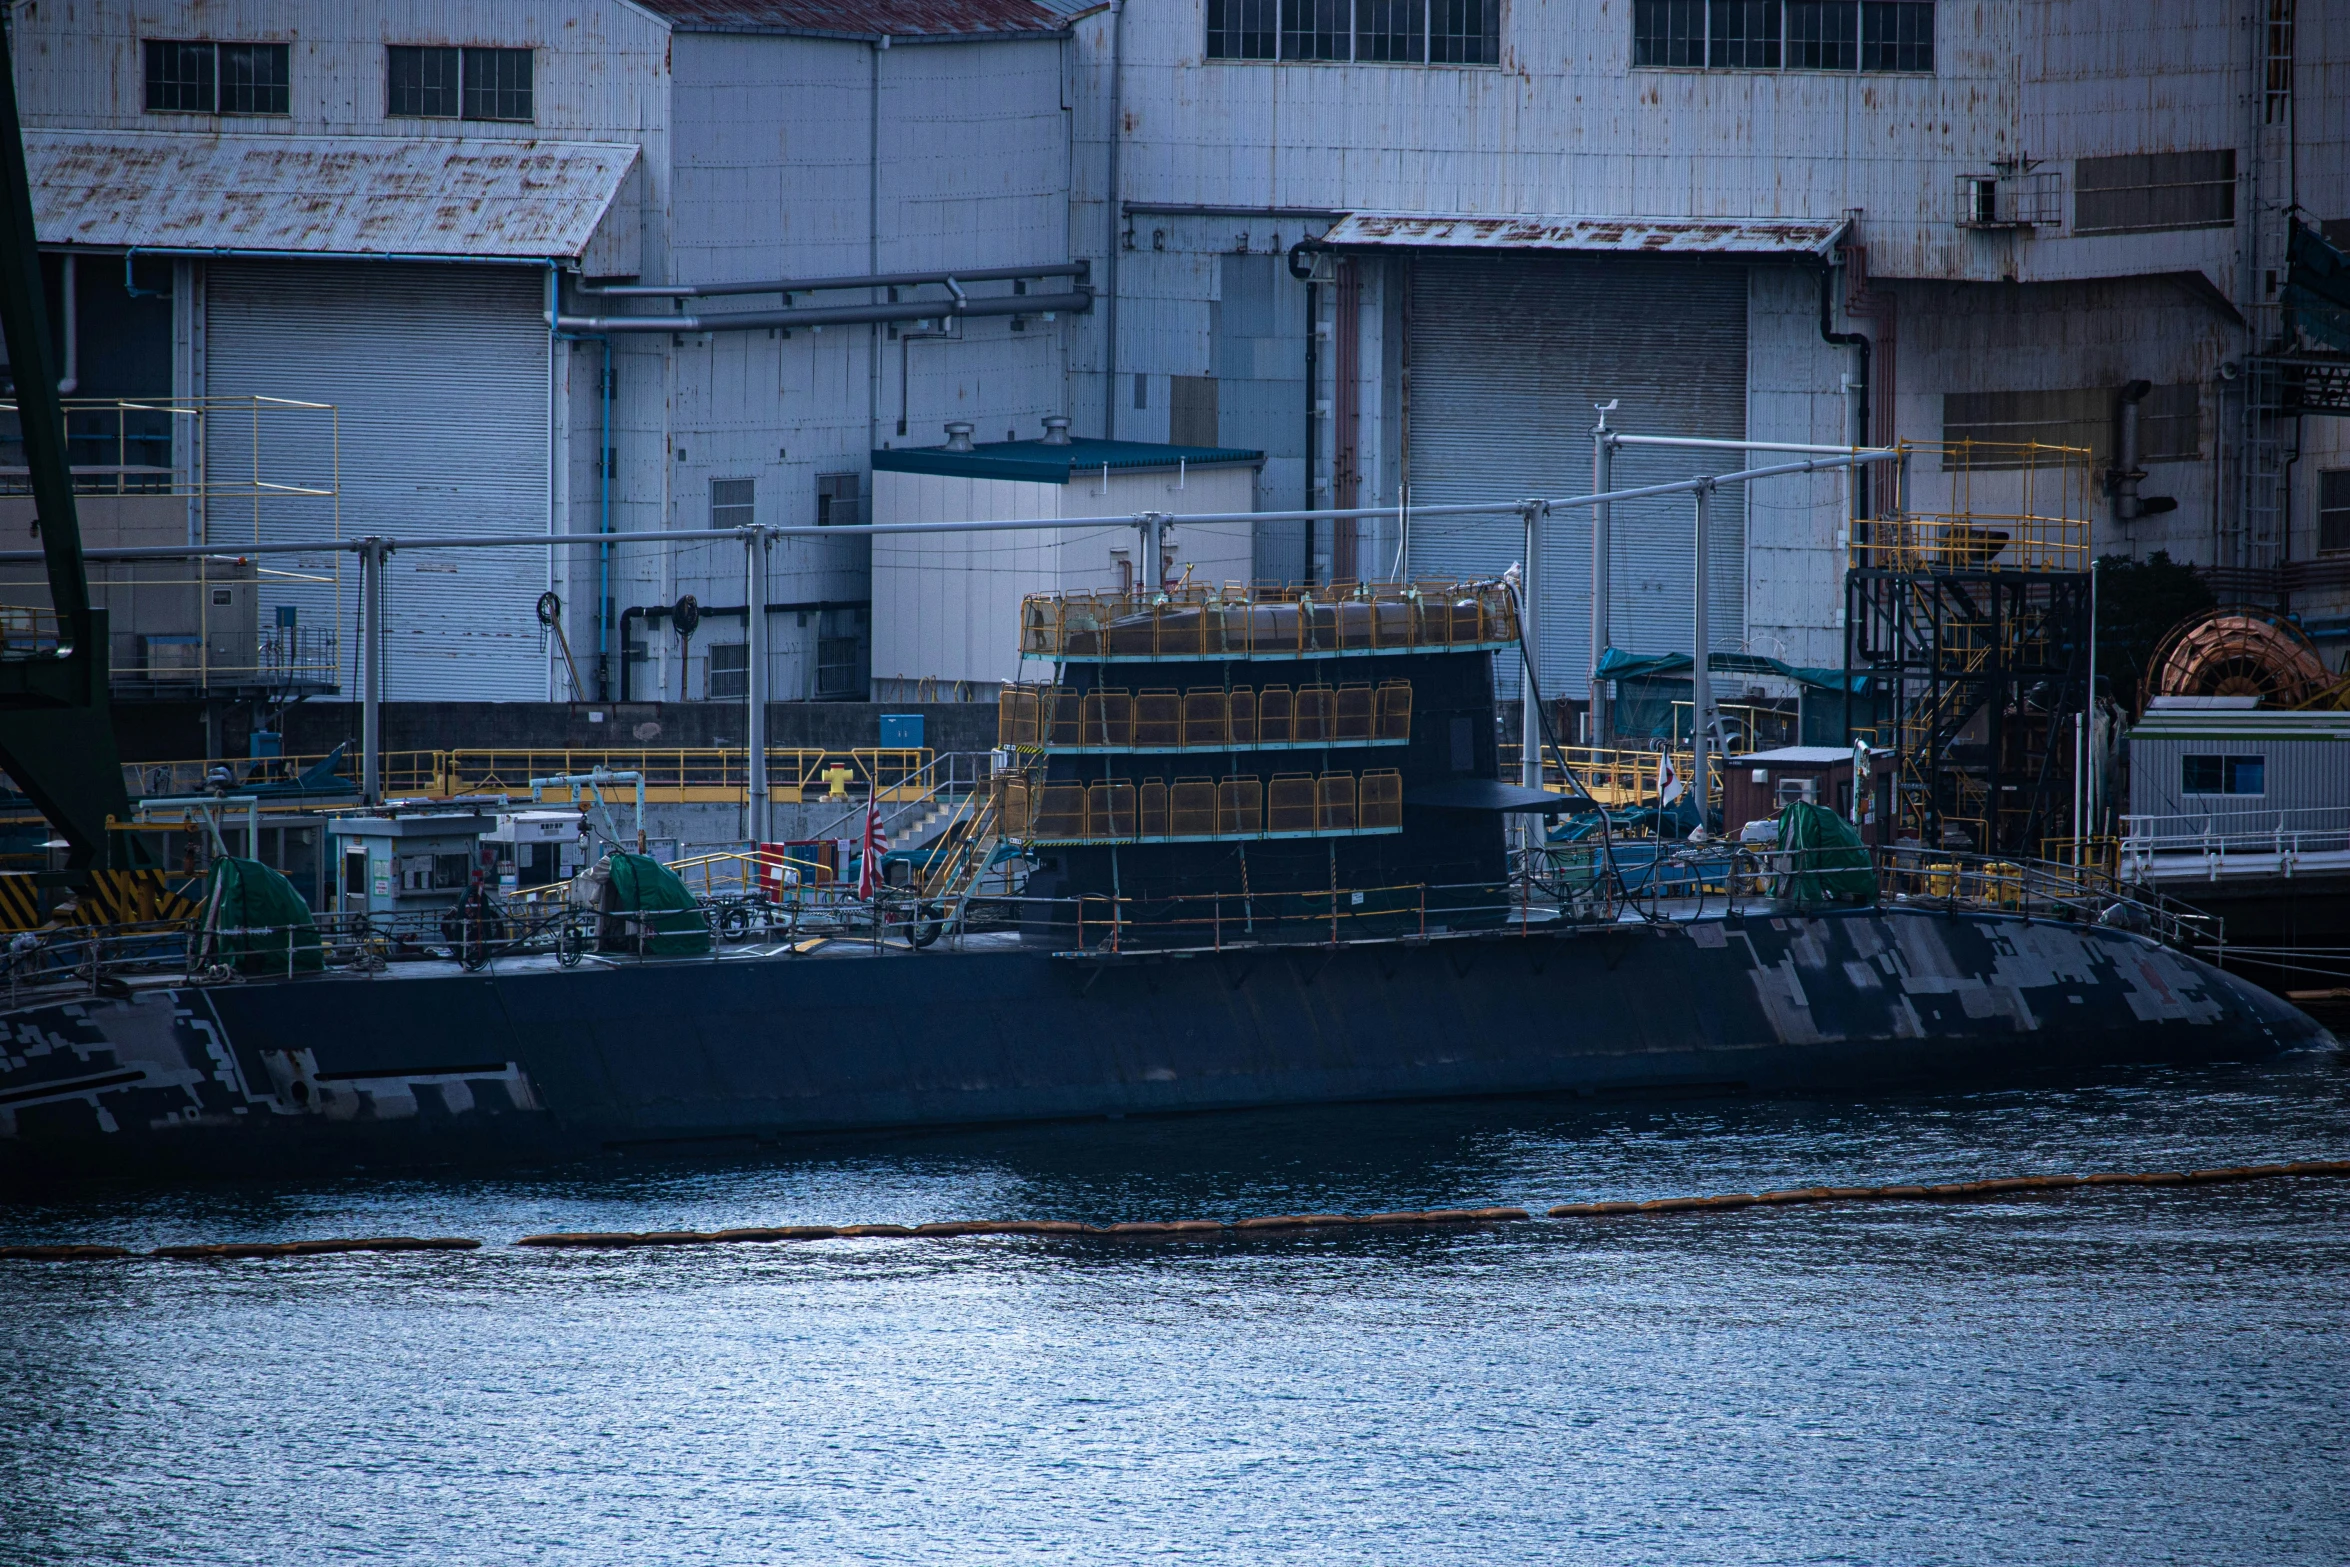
(4, 1162, 2345, 1260)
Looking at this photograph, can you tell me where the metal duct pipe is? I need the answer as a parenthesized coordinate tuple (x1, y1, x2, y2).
(556, 288, 1089, 335)
(1816, 261, 1868, 520)
(574, 261, 1088, 299)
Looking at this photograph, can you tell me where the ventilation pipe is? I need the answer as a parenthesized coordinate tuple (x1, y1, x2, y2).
(1041, 415, 1072, 445)
(2109, 380, 2177, 522)
(943, 421, 976, 452)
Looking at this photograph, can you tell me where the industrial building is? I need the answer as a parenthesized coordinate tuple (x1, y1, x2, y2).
(11, 0, 2349, 732)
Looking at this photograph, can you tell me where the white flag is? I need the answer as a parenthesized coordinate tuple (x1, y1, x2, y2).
(1657, 752, 1684, 806)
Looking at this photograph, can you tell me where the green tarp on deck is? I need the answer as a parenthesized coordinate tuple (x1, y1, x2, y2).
(200, 857, 323, 976)
(603, 852, 712, 956)
(1774, 801, 1877, 908)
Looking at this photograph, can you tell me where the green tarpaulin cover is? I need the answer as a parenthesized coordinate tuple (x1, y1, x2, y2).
(201, 856, 323, 975)
(1774, 801, 1877, 908)
(603, 852, 711, 955)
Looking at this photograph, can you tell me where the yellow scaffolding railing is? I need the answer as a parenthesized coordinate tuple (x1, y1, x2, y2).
(1020, 579, 1519, 661)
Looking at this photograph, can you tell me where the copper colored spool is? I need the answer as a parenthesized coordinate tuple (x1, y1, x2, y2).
(2145, 610, 2331, 709)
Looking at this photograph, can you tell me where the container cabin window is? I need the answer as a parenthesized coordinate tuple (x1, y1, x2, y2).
(386, 46, 532, 123)
(2320, 469, 2350, 555)
(2073, 151, 2235, 234)
(1631, 1, 1932, 71)
(143, 42, 289, 114)
(2181, 755, 2264, 797)
(1207, 0, 1498, 64)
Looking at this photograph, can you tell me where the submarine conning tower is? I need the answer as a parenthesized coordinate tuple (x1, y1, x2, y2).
(995, 578, 1542, 945)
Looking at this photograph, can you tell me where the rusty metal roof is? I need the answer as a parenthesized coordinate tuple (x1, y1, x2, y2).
(1320, 212, 1851, 259)
(29, 131, 638, 261)
(634, 0, 1066, 38)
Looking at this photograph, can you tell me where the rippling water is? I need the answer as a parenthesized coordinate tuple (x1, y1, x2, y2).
(5, 1050, 2348, 1565)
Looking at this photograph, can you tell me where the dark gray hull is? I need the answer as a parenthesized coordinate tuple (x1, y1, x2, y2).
(0, 906, 2330, 1185)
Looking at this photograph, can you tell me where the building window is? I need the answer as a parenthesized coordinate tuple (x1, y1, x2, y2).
(2319, 469, 2350, 555)
(2073, 151, 2236, 235)
(815, 608, 866, 700)
(2181, 754, 2264, 797)
(707, 642, 748, 700)
(1207, 0, 1496, 64)
(815, 473, 862, 529)
(711, 478, 755, 530)
(144, 41, 289, 115)
(1941, 384, 2200, 467)
(387, 45, 532, 122)
(1631, 0, 1930, 71)
(387, 46, 461, 117)
(463, 47, 534, 122)
(1786, 1, 1857, 69)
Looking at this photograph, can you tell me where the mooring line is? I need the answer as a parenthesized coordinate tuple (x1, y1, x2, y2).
(4, 1162, 2346, 1261)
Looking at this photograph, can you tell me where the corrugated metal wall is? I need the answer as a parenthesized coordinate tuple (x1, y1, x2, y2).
(2127, 736, 2350, 820)
(1405, 253, 1747, 701)
(205, 260, 549, 700)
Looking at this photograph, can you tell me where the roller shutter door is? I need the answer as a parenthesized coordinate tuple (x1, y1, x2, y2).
(1406, 254, 1747, 700)
(205, 260, 549, 700)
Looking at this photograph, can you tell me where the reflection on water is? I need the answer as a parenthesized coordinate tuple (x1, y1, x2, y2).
(4, 1053, 2347, 1565)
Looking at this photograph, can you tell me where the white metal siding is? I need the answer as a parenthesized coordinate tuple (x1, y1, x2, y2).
(1406, 254, 1747, 700)
(205, 260, 550, 700)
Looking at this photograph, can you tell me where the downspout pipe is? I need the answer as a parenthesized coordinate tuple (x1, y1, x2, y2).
(545, 281, 616, 701)
(55, 251, 75, 394)
(1816, 260, 1868, 450)
(2108, 378, 2177, 524)
(1102, 0, 1125, 440)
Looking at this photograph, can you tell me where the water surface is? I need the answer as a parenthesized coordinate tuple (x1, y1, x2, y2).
(5, 1053, 2347, 1564)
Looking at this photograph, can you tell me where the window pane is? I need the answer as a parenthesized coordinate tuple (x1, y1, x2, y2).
(219, 43, 289, 115)
(1208, 0, 1280, 59)
(1708, 0, 1781, 67)
(708, 643, 748, 700)
(815, 473, 862, 528)
(1786, 0, 1856, 68)
(2226, 756, 2264, 796)
(1358, 0, 1426, 62)
(1430, 0, 1498, 64)
(2320, 469, 2350, 555)
(143, 41, 215, 113)
(1859, 0, 1932, 71)
(1633, 0, 1707, 66)
(2074, 149, 2234, 234)
(462, 47, 533, 122)
(711, 478, 755, 529)
(1281, 0, 1349, 62)
(388, 45, 460, 117)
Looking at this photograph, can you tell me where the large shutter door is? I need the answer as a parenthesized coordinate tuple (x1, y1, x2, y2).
(1406, 254, 1747, 701)
(205, 261, 549, 700)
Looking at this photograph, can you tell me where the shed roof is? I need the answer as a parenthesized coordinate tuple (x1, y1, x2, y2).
(873, 436, 1263, 485)
(2127, 708, 2350, 741)
(29, 131, 637, 261)
(1738, 747, 1858, 766)
(1321, 212, 1850, 259)
(636, 0, 1068, 38)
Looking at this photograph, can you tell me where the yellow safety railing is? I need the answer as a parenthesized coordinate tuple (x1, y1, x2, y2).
(1001, 680, 1413, 749)
(1851, 440, 2093, 575)
(1020, 579, 1519, 661)
(1000, 768, 1404, 844)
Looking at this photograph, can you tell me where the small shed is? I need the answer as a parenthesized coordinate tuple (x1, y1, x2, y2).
(1723, 746, 1890, 843)
(869, 425, 1263, 698)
